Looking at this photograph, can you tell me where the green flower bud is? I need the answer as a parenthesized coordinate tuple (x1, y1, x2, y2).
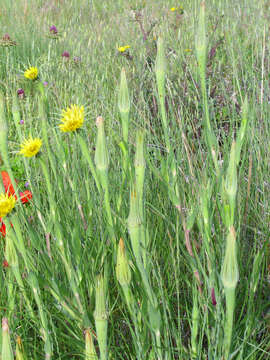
(2, 318, 14, 360)
(116, 238, 131, 286)
(155, 37, 166, 81)
(94, 274, 108, 360)
(94, 116, 109, 173)
(85, 329, 98, 360)
(221, 226, 239, 289)
(195, 2, 207, 71)
(16, 336, 27, 360)
(118, 68, 130, 114)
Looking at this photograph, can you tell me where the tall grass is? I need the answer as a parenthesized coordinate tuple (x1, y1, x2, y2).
(0, 0, 269, 359)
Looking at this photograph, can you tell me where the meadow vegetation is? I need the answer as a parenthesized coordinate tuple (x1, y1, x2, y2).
(0, 0, 269, 359)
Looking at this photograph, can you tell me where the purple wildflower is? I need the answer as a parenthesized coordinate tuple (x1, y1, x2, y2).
(2, 33, 11, 41)
(24, 181, 30, 188)
(61, 51, 70, 58)
(17, 88, 25, 99)
(20, 119, 24, 125)
(49, 25, 58, 34)
(43, 81, 48, 87)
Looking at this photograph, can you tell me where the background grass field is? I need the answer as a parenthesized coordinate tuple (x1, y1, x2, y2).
(0, 0, 269, 359)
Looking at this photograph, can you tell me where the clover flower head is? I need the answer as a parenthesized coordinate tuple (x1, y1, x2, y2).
(59, 105, 84, 132)
(19, 136, 42, 157)
(24, 66, 38, 80)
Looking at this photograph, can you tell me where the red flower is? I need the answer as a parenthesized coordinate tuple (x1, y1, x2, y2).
(3, 259, 9, 268)
(1, 171, 16, 197)
(19, 190, 32, 204)
(0, 219, 6, 237)
(0, 172, 33, 238)
(1, 171, 32, 204)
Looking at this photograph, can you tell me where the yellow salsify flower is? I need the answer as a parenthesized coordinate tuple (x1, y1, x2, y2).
(24, 66, 38, 80)
(118, 45, 130, 53)
(59, 104, 84, 132)
(19, 137, 42, 157)
(0, 193, 16, 218)
(170, 5, 184, 12)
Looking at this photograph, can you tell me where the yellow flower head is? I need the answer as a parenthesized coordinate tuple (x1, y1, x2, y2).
(59, 104, 84, 132)
(19, 137, 42, 157)
(170, 7, 177, 11)
(118, 45, 130, 53)
(0, 193, 16, 218)
(184, 48, 192, 52)
(24, 66, 38, 80)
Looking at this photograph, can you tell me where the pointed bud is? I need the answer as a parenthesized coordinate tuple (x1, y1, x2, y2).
(155, 37, 166, 79)
(221, 226, 239, 289)
(94, 274, 108, 360)
(94, 116, 109, 173)
(195, 2, 207, 71)
(16, 336, 27, 360)
(85, 329, 98, 360)
(118, 68, 130, 114)
(116, 238, 131, 286)
(2, 318, 14, 360)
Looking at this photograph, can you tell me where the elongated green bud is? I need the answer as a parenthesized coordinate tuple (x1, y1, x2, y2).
(118, 68, 130, 113)
(118, 68, 130, 143)
(94, 116, 109, 173)
(195, 2, 206, 72)
(221, 226, 239, 289)
(155, 37, 166, 83)
(191, 292, 199, 358)
(2, 318, 14, 360)
(116, 238, 131, 286)
(16, 336, 27, 360)
(85, 329, 98, 360)
(94, 274, 108, 360)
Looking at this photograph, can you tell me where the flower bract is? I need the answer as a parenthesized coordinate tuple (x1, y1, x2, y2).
(24, 66, 38, 80)
(19, 137, 42, 157)
(59, 104, 84, 132)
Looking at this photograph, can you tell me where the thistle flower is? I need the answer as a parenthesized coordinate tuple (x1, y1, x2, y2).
(118, 45, 130, 53)
(0, 193, 16, 218)
(19, 136, 42, 157)
(49, 25, 58, 34)
(59, 105, 84, 132)
(24, 66, 38, 80)
(61, 51, 70, 58)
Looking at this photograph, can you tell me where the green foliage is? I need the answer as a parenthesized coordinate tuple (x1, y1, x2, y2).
(0, 0, 269, 359)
